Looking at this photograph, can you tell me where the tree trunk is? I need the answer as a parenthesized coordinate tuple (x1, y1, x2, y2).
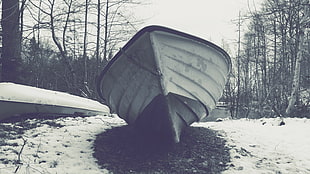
(1, 0, 22, 82)
(235, 11, 241, 118)
(96, 0, 101, 74)
(285, 3, 309, 115)
(83, 0, 89, 84)
(103, 0, 109, 61)
(285, 25, 306, 115)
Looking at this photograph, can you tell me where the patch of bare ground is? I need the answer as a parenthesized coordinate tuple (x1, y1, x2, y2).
(93, 125, 230, 174)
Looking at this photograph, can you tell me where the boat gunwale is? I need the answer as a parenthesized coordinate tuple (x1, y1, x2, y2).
(97, 25, 232, 100)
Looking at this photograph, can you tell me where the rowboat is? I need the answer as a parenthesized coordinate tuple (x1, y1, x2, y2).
(97, 26, 231, 143)
(0, 83, 110, 120)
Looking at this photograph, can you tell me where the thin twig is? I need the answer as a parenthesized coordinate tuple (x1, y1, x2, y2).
(14, 137, 27, 173)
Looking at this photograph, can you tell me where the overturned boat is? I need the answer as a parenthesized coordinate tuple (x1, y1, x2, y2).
(97, 26, 231, 143)
(0, 83, 110, 120)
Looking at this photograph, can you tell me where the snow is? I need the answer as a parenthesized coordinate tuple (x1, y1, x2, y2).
(0, 115, 126, 174)
(193, 117, 310, 174)
(1, 115, 310, 173)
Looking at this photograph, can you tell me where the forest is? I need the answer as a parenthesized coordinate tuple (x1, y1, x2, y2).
(225, 0, 309, 118)
(0, 0, 309, 118)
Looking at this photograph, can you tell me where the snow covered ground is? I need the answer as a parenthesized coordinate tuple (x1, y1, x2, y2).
(1, 115, 310, 174)
(193, 117, 310, 174)
(0, 115, 126, 174)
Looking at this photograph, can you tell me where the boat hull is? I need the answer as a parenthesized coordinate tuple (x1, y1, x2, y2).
(0, 100, 107, 119)
(135, 93, 206, 143)
(97, 26, 231, 143)
(0, 83, 110, 120)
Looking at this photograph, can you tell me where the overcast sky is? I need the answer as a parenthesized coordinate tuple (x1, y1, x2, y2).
(134, 0, 264, 49)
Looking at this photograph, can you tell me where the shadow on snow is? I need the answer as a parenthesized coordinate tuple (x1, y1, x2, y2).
(93, 125, 230, 174)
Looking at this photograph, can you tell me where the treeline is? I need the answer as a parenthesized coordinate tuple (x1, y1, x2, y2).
(226, 0, 309, 118)
(1, 0, 144, 100)
(1, 0, 309, 118)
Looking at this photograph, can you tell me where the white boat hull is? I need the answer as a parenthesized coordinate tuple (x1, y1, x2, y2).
(0, 83, 110, 120)
(97, 26, 231, 143)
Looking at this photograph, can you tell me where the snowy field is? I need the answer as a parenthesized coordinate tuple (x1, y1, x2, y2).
(0, 115, 310, 174)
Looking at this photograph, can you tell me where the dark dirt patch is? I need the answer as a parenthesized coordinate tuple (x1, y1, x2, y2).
(93, 125, 230, 174)
(0, 113, 71, 124)
(0, 116, 64, 146)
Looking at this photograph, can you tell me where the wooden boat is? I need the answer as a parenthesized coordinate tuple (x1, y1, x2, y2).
(0, 83, 110, 120)
(97, 26, 231, 143)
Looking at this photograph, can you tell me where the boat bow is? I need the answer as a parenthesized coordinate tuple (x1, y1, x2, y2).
(97, 26, 231, 142)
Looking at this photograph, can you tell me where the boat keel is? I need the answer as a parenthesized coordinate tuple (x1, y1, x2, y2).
(134, 93, 207, 143)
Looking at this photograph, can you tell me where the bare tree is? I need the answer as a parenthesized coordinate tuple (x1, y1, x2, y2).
(82, 0, 89, 86)
(21, 0, 146, 95)
(95, 0, 102, 73)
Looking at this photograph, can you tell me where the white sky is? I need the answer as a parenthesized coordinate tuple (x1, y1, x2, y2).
(134, 0, 264, 50)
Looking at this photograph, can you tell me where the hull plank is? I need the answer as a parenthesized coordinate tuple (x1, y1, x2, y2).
(97, 26, 231, 143)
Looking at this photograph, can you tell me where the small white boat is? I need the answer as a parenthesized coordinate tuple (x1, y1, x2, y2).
(97, 26, 231, 143)
(0, 83, 110, 120)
